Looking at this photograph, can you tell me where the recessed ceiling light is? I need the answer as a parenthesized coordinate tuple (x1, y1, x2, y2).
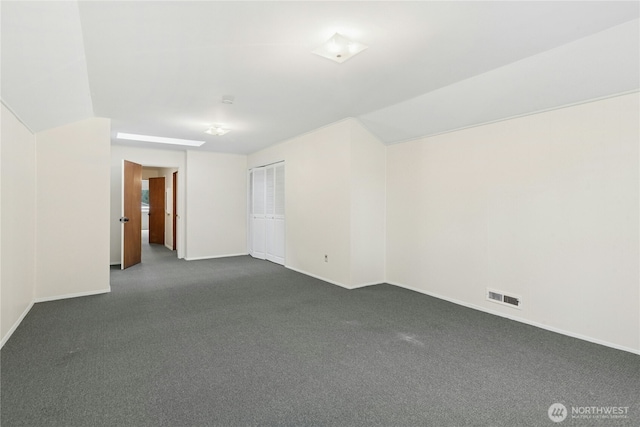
(116, 132, 205, 147)
(205, 125, 230, 136)
(312, 33, 367, 64)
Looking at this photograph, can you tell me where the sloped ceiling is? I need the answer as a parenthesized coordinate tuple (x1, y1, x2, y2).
(2, 1, 638, 154)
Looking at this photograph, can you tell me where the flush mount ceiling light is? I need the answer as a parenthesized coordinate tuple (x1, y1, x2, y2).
(205, 125, 230, 136)
(312, 32, 368, 64)
(116, 132, 205, 147)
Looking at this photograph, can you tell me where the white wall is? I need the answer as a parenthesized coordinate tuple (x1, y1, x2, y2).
(142, 168, 161, 179)
(1, 104, 36, 346)
(110, 145, 186, 263)
(248, 118, 386, 288)
(249, 120, 353, 286)
(386, 93, 640, 353)
(35, 118, 111, 300)
(350, 121, 386, 286)
(111, 147, 246, 263)
(185, 151, 247, 260)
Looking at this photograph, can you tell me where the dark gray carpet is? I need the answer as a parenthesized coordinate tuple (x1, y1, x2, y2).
(2, 241, 639, 426)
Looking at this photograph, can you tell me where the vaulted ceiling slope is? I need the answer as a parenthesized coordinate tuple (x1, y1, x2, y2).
(2, 1, 638, 154)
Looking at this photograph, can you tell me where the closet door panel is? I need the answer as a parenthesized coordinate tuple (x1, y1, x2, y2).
(250, 168, 266, 260)
(265, 219, 276, 263)
(252, 218, 266, 259)
(271, 218, 285, 264)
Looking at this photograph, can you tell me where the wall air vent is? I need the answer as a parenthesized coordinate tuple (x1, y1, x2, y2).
(487, 288, 522, 309)
(488, 291, 502, 302)
(503, 295, 520, 306)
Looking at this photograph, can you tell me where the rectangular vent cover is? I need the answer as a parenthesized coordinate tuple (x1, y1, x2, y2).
(487, 288, 521, 309)
(488, 291, 502, 302)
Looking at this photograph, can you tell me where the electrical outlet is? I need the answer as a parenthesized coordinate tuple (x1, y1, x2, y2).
(324, 254, 328, 263)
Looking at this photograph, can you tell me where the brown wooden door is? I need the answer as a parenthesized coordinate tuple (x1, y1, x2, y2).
(172, 171, 178, 251)
(148, 177, 165, 245)
(122, 160, 142, 269)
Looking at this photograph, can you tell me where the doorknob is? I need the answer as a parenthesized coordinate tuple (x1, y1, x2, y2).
(119, 217, 130, 223)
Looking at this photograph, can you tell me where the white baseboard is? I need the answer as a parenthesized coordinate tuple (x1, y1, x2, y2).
(284, 266, 381, 290)
(185, 253, 248, 261)
(1, 301, 35, 349)
(34, 288, 111, 303)
(387, 281, 640, 356)
(285, 265, 351, 289)
(349, 281, 382, 290)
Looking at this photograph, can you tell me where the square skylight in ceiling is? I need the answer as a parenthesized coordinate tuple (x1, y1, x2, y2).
(116, 132, 205, 147)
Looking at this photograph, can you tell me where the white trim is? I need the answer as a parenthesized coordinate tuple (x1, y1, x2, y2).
(34, 288, 111, 303)
(349, 281, 382, 290)
(286, 265, 379, 290)
(185, 253, 248, 261)
(1, 302, 35, 349)
(0, 98, 34, 133)
(286, 265, 351, 289)
(280, 265, 382, 290)
(120, 159, 125, 270)
(246, 169, 253, 258)
(387, 281, 640, 356)
(164, 243, 173, 251)
(285, 266, 381, 290)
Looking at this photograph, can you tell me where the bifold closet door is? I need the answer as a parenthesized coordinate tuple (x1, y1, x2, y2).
(265, 164, 285, 265)
(249, 163, 284, 265)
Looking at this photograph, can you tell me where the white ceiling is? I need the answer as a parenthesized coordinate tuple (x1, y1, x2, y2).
(2, 1, 638, 154)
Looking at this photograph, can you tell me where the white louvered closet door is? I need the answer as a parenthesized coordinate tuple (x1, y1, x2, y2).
(266, 164, 285, 265)
(251, 168, 266, 259)
(249, 162, 285, 265)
